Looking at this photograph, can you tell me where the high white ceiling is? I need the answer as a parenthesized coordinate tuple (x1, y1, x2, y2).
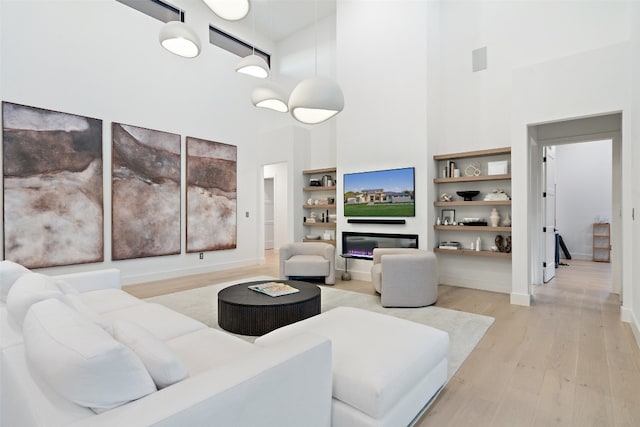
(249, 0, 336, 42)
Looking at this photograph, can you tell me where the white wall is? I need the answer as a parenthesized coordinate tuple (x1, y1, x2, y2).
(335, 0, 430, 279)
(631, 1, 640, 344)
(436, 0, 633, 154)
(555, 141, 612, 260)
(0, 0, 292, 284)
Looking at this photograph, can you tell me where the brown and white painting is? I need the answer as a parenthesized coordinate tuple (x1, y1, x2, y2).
(2, 102, 104, 268)
(112, 123, 180, 260)
(186, 137, 237, 252)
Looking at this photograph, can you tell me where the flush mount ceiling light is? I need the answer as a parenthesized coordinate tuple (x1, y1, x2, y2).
(289, 77, 344, 124)
(236, 54, 269, 78)
(202, 0, 249, 21)
(252, 83, 289, 112)
(159, 21, 201, 58)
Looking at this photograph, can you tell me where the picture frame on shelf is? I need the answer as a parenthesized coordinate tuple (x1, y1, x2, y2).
(488, 160, 508, 175)
(441, 209, 455, 225)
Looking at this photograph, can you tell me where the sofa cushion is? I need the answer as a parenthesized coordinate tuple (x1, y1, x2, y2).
(165, 328, 254, 375)
(79, 288, 144, 314)
(112, 320, 188, 389)
(0, 260, 31, 303)
(22, 299, 156, 411)
(101, 302, 207, 341)
(256, 306, 449, 419)
(6, 273, 63, 326)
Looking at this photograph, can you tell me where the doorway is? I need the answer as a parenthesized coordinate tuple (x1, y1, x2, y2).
(264, 178, 274, 250)
(262, 162, 290, 255)
(528, 113, 622, 298)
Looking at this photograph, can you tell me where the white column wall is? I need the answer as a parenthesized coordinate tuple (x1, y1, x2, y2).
(630, 1, 640, 342)
(335, 0, 430, 279)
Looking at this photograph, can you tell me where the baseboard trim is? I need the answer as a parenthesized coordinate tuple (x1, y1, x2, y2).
(510, 292, 531, 306)
(121, 258, 260, 285)
(621, 307, 640, 350)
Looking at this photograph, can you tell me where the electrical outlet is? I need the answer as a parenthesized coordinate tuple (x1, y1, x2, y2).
(199, 252, 204, 260)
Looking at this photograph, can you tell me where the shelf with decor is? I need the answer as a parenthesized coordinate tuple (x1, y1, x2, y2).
(434, 200, 511, 207)
(434, 225, 511, 232)
(303, 167, 337, 245)
(434, 248, 511, 258)
(433, 147, 512, 256)
(433, 174, 511, 184)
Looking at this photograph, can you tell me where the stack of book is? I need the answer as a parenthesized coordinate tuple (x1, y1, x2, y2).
(438, 241, 462, 250)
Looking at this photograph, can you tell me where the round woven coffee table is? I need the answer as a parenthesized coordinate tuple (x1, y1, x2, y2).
(218, 280, 321, 336)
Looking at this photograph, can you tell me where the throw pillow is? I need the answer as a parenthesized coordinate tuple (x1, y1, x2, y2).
(112, 320, 189, 389)
(22, 299, 156, 411)
(0, 260, 31, 303)
(6, 273, 63, 326)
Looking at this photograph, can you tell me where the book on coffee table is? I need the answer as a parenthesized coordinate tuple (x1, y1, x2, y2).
(248, 282, 300, 297)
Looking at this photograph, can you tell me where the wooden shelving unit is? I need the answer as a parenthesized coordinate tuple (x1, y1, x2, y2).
(433, 147, 512, 257)
(592, 222, 611, 263)
(302, 167, 337, 245)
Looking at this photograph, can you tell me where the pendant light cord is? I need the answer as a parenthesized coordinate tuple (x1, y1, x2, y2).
(314, 0, 318, 76)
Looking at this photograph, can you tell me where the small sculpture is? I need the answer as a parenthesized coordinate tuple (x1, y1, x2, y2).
(484, 189, 510, 201)
(465, 162, 481, 177)
(440, 193, 453, 202)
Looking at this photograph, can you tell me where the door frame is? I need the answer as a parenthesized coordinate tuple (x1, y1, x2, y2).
(527, 115, 622, 296)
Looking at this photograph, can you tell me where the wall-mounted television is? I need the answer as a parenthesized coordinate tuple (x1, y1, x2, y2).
(343, 167, 415, 217)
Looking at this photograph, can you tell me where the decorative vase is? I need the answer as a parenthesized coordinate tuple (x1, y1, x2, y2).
(490, 208, 500, 227)
(503, 212, 511, 227)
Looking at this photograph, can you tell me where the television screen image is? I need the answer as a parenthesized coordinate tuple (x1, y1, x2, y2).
(343, 167, 415, 217)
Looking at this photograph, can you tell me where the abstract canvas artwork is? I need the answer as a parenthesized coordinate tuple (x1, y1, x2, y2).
(2, 102, 104, 268)
(112, 123, 181, 260)
(186, 137, 237, 252)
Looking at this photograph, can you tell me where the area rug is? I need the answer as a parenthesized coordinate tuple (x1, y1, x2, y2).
(146, 276, 494, 379)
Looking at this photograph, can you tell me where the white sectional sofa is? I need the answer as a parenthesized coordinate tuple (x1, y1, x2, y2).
(0, 261, 332, 427)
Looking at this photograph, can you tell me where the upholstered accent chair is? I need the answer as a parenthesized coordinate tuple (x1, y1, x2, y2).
(280, 242, 336, 285)
(370, 248, 438, 307)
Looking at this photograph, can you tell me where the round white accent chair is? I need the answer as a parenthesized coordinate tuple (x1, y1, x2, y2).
(371, 248, 439, 307)
(279, 242, 336, 285)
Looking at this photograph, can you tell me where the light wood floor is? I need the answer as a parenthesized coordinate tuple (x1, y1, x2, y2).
(125, 253, 640, 426)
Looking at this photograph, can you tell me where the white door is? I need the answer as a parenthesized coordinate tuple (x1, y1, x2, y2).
(543, 146, 557, 283)
(264, 178, 274, 250)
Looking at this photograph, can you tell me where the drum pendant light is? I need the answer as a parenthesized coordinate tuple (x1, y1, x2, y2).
(159, 20, 201, 58)
(288, 0, 343, 124)
(203, 0, 249, 21)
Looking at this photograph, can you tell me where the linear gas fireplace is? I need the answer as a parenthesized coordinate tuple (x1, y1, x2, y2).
(342, 232, 419, 260)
